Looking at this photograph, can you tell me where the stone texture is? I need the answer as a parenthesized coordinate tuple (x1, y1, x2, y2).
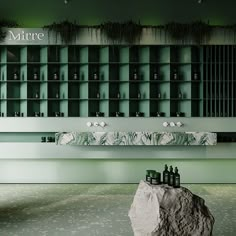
(128, 180, 214, 236)
(55, 132, 217, 146)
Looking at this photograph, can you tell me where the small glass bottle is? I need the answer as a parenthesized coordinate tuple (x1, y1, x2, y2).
(173, 69, 178, 80)
(163, 164, 169, 184)
(13, 72, 18, 80)
(56, 91, 59, 99)
(151, 172, 161, 185)
(35, 91, 39, 99)
(168, 165, 174, 186)
(133, 69, 138, 80)
(174, 167, 180, 188)
(96, 91, 100, 99)
(73, 71, 78, 80)
(33, 72, 38, 80)
(178, 90, 182, 99)
(153, 69, 158, 80)
(157, 92, 161, 99)
(137, 91, 141, 99)
(117, 91, 120, 99)
(53, 72, 58, 80)
(93, 70, 98, 80)
(193, 71, 198, 80)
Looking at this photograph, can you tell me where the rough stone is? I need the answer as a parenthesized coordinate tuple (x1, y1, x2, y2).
(128, 180, 214, 236)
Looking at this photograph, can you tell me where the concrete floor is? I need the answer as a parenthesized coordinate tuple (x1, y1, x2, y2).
(0, 184, 235, 236)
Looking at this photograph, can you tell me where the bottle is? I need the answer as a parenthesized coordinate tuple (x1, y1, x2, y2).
(178, 90, 182, 99)
(53, 72, 58, 80)
(56, 90, 59, 98)
(174, 167, 180, 188)
(33, 72, 38, 80)
(96, 91, 100, 99)
(157, 92, 161, 99)
(35, 91, 39, 99)
(153, 69, 158, 80)
(151, 172, 161, 185)
(13, 71, 18, 80)
(137, 91, 141, 99)
(117, 91, 120, 99)
(168, 165, 174, 186)
(73, 72, 78, 80)
(93, 70, 98, 80)
(163, 164, 169, 184)
(133, 68, 138, 80)
(146, 170, 155, 183)
(173, 69, 178, 80)
(193, 71, 198, 80)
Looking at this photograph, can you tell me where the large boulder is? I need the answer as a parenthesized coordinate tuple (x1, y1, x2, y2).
(128, 180, 214, 236)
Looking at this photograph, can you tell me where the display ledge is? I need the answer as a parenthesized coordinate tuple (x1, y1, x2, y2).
(1, 143, 236, 160)
(55, 132, 216, 146)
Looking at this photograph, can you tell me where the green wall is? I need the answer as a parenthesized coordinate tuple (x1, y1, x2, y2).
(0, 0, 236, 27)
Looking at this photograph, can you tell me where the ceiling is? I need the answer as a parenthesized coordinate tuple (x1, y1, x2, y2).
(0, 0, 235, 27)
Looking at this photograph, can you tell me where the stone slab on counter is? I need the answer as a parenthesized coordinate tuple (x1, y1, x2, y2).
(128, 180, 214, 236)
(55, 132, 217, 146)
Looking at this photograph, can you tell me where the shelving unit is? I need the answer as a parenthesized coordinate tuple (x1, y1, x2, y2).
(1, 44, 235, 118)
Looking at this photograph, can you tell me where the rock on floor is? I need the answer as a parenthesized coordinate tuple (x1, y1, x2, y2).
(128, 180, 214, 236)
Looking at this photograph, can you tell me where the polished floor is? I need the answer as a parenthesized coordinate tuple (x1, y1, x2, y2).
(0, 184, 235, 236)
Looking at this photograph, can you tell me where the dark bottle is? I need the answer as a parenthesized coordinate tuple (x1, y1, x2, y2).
(146, 170, 155, 183)
(151, 172, 161, 185)
(133, 69, 138, 80)
(168, 165, 174, 186)
(174, 167, 180, 188)
(163, 164, 169, 184)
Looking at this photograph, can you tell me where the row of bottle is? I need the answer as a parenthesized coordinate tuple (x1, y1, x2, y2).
(146, 164, 180, 188)
(6, 70, 200, 81)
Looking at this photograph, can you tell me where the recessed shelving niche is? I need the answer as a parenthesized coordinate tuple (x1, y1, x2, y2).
(0, 45, 235, 117)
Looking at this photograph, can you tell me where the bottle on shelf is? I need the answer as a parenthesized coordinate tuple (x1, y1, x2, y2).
(35, 91, 39, 99)
(168, 165, 174, 186)
(73, 71, 78, 80)
(53, 71, 59, 80)
(157, 91, 161, 99)
(133, 68, 138, 80)
(178, 90, 182, 99)
(174, 167, 180, 188)
(13, 71, 18, 80)
(173, 69, 178, 80)
(33, 71, 38, 80)
(193, 70, 199, 80)
(96, 91, 100, 99)
(93, 69, 98, 80)
(56, 90, 60, 98)
(137, 90, 141, 99)
(153, 69, 158, 80)
(163, 164, 169, 184)
(117, 91, 120, 99)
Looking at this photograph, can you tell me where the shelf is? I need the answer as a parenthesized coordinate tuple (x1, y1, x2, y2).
(0, 44, 234, 118)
